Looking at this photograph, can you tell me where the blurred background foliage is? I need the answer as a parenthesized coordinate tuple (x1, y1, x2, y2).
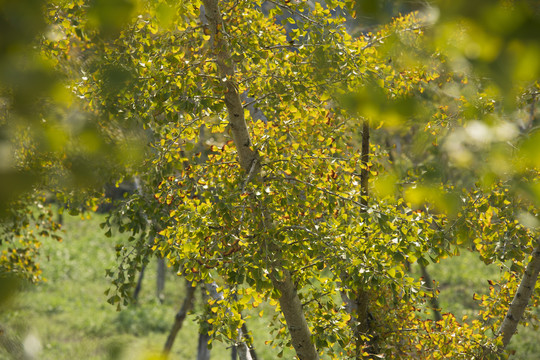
(0, 0, 148, 284)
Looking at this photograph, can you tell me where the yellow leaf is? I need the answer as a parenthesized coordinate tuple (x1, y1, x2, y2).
(148, 23, 158, 34)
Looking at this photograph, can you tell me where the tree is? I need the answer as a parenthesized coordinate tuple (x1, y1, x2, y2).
(2, 0, 540, 359)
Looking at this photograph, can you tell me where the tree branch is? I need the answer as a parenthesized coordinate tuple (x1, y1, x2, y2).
(266, 0, 323, 27)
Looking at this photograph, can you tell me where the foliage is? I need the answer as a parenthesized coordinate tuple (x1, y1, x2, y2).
(0, 196, 62, 283)
(0, 213, 293, 359)
(2, 214, 539, 359)
(1, 0, 540, 358)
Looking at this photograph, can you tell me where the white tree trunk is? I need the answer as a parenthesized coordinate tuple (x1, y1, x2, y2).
(235, 325, 254, 360)
(200, 1, 318, 359)
(498, 240, 540, 348)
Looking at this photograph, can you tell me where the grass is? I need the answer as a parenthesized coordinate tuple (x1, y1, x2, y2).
(427, 250, 502, 320)
(1, 213, 539, 359)
(1, 213, 290, 360)
(2, 213, 206, 359)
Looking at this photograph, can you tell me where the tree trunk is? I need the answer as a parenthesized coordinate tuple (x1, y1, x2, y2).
(204, 283, 258, 360)
(234, 324, 254, 360)
(231, 316, 259, 360)
(201, 0, 259, 173)
(354, 119, 377, 359)
(498, 240, 540, 349)
(200, 1, 318, 359)
(197, 283, 216, 360)
(197, 332, 211, 360)
(162, 280, 197, 356)
(133, 262, 146, 302)
(271, 269, 319, 360)
(241, 322, 258, 360)
(354, 289, 371, 359)
(157, 257, 166, 303)
(133, 249, 166, 303)
(133, 177, 166, 303)
(420, 264, 442, 322)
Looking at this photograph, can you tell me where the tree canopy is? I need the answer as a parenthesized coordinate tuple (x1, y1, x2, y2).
(1, 0, 540, 359)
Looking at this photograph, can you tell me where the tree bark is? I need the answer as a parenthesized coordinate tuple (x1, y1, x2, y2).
(201, 0, 259, 173)
(200, 1, 318, 358)
(420, 264, 442, 322)
(132, 239, 166, 303)
(232, 316, 259, 360)
(354, 119, 376, 359)
(197, 332, 211, 360)
(204, 283, 257, 360)
(133, 261, 146, 302)
(498, 240, 540, 349)
(198, 283, 219, 360)
(272, 269, 319, 360)
(234, 324, 254, 360)
(162, 280, 197, 356)
(241, 322, 259, 360)
(132, 177, 166, 303)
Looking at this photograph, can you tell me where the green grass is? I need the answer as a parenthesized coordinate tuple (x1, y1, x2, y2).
(1, 213, 293, 360)
(427, 250, 502, 320)
(1, 213, 224, 360)
(1, 213, 539, 359)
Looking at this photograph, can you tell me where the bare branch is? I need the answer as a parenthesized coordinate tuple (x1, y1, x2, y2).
(266, 0, 323, 28)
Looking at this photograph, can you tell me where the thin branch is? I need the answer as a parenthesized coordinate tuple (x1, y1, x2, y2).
(267, 0, 323, 27)
(301, 290, 333, 307)
(529, 91, 537, 129)
(267, 175, 369, 211)
(262, 42, 324, 50)
(278, 225, 317, 236)
(241, 159, 259, 194)
(242, 92, 276, 108)
(361, 25, 426, 51)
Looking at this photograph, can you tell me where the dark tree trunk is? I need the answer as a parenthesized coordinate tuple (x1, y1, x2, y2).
(198, 284, 215, 360)
(420, 264, 442, 322)
(354, 119, 379, 359)
(231, 318, 258, 360)
(234, 323, 254, 360)
(197, 332, 211, 360)
(241, 322, 258, 360)
(133, 263, 146, 302)
(162, 280, 197, 356)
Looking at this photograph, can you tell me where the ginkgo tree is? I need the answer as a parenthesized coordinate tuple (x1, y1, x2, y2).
(2, 0, 540, 359)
